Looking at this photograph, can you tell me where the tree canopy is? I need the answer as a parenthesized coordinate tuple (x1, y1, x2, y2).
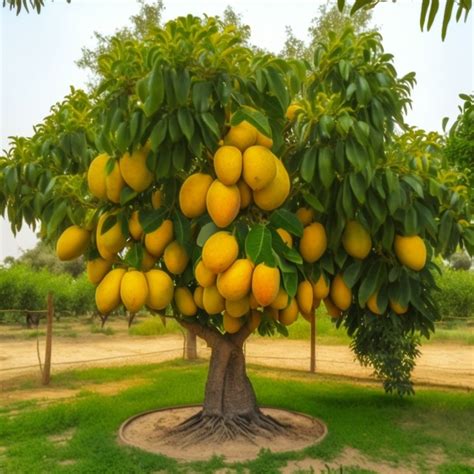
(1, 10, 473, 398)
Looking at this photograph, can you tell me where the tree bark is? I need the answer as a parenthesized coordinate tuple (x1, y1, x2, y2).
(185, 329, 197, 360)
(167, 319, 288, 445)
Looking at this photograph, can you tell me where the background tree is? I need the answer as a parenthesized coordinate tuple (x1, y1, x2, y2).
(2, 9, 473, 444)
(3, 241, 85, 276)
(282, 1, 374, 60)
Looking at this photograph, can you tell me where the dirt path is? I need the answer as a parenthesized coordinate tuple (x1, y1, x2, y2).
(1, 334, 472, 390)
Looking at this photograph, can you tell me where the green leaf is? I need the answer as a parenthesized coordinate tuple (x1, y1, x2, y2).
(245, 224, 275, 266)
(172, 209, 191, 248)
(231, 106, 272, 138)
(174, 69, 191, 105)
(441, 0, 455, 40)
(135, 76, 148, 103)
(200, 112, 220, 139)
(123, 244, 143, 271)
(192, 81, 213, 112)
(270, 209, 304, 237)
(319, 147, 335, 188)
(116, 121, 131, 153)
(271, 229, 303, 264)
(358, 261, 386, 306)
(139, 208, 167, 234)
(303, 192, 325, 213)
(100, 214, 117, 235)
(349, 173, 366, 204)
(177, 108, 195, 141)
(156, 146, 171, 178)
(120, 187, 138, 206)
(264, 67, 290, 112)
(350, 0, 374, 15)
(402, 175, 424, 198)
(345, 137, 366, 170)
(144, 63, 164, 117)
(172, 142, 187, 170)
(275, 255, 298, 297)
(343, 260, 363, 288)
(301, 147, 317, 183)
(403, 207, 418, 235)
(427, 0, 440, 30)
(149, 119, 167, 151)
(355, 75, 371, 105)
(420, 0, 430, 29)
(196, 222, 219, 247)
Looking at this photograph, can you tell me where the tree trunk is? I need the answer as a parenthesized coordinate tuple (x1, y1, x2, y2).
(185, 329, 197, 360)
(167, 324, 288, 445)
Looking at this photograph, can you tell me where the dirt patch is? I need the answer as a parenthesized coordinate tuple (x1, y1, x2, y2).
(282, 448, 416, 474)
(48, 428, 76, 446)
(119, 406, 327, 462)
(1, 331, 472, 389)
(0, 378, 146, 408)
(58, 460, 77, 466)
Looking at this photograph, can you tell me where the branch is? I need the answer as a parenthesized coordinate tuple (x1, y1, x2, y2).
(231, 323, 253, 348)
(177, 318, 223, 348)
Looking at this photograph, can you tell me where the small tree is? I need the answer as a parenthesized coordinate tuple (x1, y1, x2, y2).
(1, 14, 473, 442)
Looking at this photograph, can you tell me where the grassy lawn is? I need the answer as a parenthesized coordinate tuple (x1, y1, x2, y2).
(0, 361, 472, 473)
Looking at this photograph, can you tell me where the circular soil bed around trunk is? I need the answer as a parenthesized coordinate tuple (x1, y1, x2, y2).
(119, 405, 327, 462)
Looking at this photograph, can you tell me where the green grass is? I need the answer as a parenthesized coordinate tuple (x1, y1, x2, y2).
(128, 316, 182, 336)
(0, 361, 472, 473)
(90, 324, 115, 336)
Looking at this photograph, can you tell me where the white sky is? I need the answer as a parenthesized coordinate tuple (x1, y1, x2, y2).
(1, 0, 473, 260)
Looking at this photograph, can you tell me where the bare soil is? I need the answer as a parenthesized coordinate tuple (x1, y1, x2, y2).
(119, 405, 327, 462)
(1, 332, 472, 390)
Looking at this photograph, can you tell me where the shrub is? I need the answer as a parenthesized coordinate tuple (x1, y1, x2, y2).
(434, 268, 474, 320)
(0, 264, 95, 316)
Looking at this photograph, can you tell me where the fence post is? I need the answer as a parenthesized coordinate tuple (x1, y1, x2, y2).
(310, 312, 316, 373)
(42, 293, 54, 385)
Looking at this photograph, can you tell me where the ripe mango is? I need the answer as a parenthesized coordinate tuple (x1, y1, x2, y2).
(203, 285, 225, 314)
(95, 268, 126, 314)
(279, 298, 299, 326)
(242, 145, 276, 191)
(223, 311, 244, 333)
(56, 225, 90, 261)
(297, 280, 313, 315)
(313, 274, 330, 299)
(270, 287, 289, 310)
(179, 173, 213, 218)
(389, 298, 408, 315)
(296, 207, 314, 226)
(128, 211, 143, 241)
(276, 228, 293, 247)
(223, 121, 257, 152)
(225, 297, 250, 318)
(145, 269, 174, 310)
(105, 160, 125, 204)
(253, 158, 290, 211)
(87, 153, 108, 199)
(194, 260, 216, 287)
(96, 213, 127, 254)
(214, 146, 242, 185)
(201, 231, 239, 273)
(330, 274, 352, 311)
(367, 292, 382, 315)
(252, 263, 280, 307)
(216, 259, 253, 301)
(144, 219, 174, 257)
(175, 287, 197, 317)
(299, 222, 327, 263)
(120, 270, 148, 313)
(206, 179, 240, 228)
(324, 297, 342, 318)
(342, 220, 372, 259)
(87, 258, 112, 285)
(163, 241, 189, 275)
(119, 145, 154, 192)
(394, 235, 426, 271)
(237, 180, 252, 209)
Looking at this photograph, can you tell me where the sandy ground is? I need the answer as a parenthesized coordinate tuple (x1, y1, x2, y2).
(119, 405, 327, 462)
(1, 333, 472, 389)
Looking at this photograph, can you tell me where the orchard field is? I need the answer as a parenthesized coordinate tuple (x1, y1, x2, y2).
(1, 0, 474, 473)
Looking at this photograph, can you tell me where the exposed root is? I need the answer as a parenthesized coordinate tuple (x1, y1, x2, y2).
(164, 410, 291, 447)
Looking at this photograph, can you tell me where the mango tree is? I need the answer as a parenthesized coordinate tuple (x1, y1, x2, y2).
(1, 16, 472, 442)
